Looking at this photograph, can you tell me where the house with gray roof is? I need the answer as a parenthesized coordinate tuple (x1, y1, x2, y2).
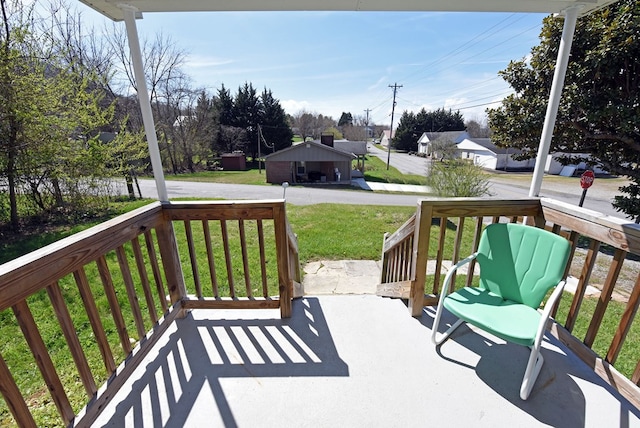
(456, 137, 535, 170)
(417, 131, 469, 155)
(264, 141, 356, 184)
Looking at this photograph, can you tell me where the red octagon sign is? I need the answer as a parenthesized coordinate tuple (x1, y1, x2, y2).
(580, 170, 595, 189)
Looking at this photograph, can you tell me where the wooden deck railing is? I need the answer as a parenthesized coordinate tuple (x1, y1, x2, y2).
(0, 200, 300, 427)
(379, 196, 640, 407)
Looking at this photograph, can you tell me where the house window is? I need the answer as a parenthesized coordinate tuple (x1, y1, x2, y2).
(297, 162, 306, 175)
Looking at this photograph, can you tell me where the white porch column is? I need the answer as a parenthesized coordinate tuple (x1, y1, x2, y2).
(528, 5, 583, 197)
(119, 5, 169, 202)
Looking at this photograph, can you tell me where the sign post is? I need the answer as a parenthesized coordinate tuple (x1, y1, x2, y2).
(579, 170, 595, 207)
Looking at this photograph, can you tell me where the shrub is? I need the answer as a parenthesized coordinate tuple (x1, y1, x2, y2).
(426, 160, 491, 197)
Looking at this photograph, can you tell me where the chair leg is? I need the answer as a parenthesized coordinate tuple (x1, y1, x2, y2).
(432, 316, 464, 346)
(520, 345, 544, 400)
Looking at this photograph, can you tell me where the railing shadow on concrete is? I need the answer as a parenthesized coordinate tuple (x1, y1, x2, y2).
(93, 297, 348, 427)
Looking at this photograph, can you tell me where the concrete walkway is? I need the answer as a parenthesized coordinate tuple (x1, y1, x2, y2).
(351, 177, 430, 193)
(302, 259, 605, 299)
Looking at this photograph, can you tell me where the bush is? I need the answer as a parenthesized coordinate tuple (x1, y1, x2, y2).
(426, 160, 491, 197)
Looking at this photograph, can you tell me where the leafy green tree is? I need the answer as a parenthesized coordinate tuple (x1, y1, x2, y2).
(487, 0, 640, 220)
(0, 1, 116, 229)
(393, 108, 465, 151)
(259, 88, 293, 154)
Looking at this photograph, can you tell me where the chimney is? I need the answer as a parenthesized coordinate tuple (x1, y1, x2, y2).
(321, 134, 334, 147)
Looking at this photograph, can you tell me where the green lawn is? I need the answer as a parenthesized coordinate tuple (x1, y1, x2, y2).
(1, 182, 639, 425)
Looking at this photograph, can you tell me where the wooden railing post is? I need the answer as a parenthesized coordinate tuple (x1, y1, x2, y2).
(274, 201, 292, 318)
(156, 207, 186, 306)
(410, 200, 433, 317)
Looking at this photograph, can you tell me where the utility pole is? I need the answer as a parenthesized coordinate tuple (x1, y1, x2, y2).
(363, 108, 371, 141)
(387, 83, 402, 170)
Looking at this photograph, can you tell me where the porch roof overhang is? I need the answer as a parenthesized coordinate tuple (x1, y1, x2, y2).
(80, 0, 617, 21)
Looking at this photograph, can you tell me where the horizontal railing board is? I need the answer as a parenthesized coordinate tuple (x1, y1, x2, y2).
(542, 198, 640, 253)
(420, 197, 542, 218)
(382, 215, 416, 252)
(162, 200, 286, 221)
(182, 297, 280, 310)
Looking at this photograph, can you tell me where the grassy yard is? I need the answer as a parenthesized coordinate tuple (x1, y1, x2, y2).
(1, 191, 639, 425)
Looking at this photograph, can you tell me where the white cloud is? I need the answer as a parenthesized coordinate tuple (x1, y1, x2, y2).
(281, 99, 311, 115)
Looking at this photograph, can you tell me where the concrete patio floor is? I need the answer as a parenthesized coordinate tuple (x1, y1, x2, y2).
(93, 295, 640, 427)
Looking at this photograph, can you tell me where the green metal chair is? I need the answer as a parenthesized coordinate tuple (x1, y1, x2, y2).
(431, 223, 570, 400)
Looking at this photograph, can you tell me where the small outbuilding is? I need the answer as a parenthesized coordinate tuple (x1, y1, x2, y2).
(264, 141, 356, 184)
(221, 152, 246, 171)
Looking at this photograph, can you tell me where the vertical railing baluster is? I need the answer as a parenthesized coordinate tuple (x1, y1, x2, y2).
(466, 217, 483, 288)
(143, 230, 168, 312)
(116, 246, 146, 340)
(0, 352, 36, 427)
(584, 248, 626, 347)
(96, 256, 132, 354)
(184, 220, 202, 298)
(433, 216, 447, 294)
(46, 281, 97, 397)
(607, 272, 640, 364)
(202, 220, 219, 298)
(12, 301, 75, 426)
(131, 237, 158, 323)
(239, 219, 252, 297)
(220, 220, 235, 298)
(73, 268, 116, 374)
(257, 219, 269, 298)
(565, 239, 600, 332)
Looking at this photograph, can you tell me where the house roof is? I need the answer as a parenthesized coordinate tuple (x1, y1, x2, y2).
(458, 137, 523, 155)
(264, 141, 356, 162)
(381, 130, 395, 139)
(417, 131, 468, 144)
(79, 0, 619, 22)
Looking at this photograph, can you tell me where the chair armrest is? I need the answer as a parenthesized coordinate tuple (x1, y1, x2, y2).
(436, 252, 478, 308)
(533, 280, 566, 348)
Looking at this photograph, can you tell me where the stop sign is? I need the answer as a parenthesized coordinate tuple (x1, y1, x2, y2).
(580, 170, 595, 189)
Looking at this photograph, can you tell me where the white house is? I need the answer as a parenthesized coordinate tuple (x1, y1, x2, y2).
(417, 131, 469, 155)
(457, 138, 536, 170)
(545, 153, 608, 175)
(379, 130, 395, 147)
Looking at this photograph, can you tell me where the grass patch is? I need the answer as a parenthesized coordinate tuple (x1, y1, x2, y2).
(363, 156, 427, 185)
(161, 168, 269, 185)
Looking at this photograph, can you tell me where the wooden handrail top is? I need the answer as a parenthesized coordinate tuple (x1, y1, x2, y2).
(541, 198, 640, 253)
(162, 199, 287, 221)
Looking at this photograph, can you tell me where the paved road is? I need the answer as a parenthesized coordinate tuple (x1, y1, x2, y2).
(134, 179, 424, 207)
(367, 144, 430, 175)
(128, 144, 625, 218)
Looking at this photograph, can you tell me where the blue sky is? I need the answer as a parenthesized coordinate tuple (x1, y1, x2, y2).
(78, 5, 548, 126)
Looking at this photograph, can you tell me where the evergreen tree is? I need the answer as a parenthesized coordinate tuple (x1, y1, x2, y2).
(259, 88, 293, 154)
(338, 112, 353, 127)
(233, 82, 261, 158)
(393, 108, 465, 151)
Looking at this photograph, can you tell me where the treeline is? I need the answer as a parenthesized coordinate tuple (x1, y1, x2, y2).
(0, 1, 292, 230)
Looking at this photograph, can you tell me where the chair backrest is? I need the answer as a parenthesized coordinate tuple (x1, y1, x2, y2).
(476, 223, 570, 308)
